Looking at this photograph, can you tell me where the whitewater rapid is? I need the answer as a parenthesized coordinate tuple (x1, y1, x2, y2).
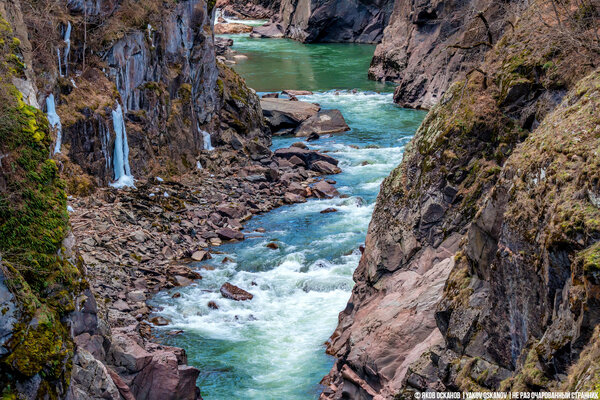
(152, 89, 424, 399)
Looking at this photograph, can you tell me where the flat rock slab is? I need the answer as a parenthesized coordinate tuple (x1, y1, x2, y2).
(220, 282, 254, 301)
(251, 23, 284, 38)
(260, 98, 320, 131)
(214, 23, 253, 34)
(295, 109, 350, 137)
(274, 146, 339, 168)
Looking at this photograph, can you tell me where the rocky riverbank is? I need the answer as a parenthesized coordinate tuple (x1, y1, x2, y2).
(67, 142, 342, 398)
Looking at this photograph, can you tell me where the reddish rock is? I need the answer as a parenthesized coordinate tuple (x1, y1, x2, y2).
(191, 250, 211, 261)
(310, 161, 342, 175)
(284, 192, 307, 204)
(320, 208, 338, 214)
(208, 301, 219, 309)
(216, 227, 245, 241)
(266, 242, 279, 250)
(220, 282, 254, 301)
(312, 181, 340, 199)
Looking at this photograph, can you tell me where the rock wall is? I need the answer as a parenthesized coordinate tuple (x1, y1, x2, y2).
(323, 1, 600, 398)
(216, 0, 281, 19)
(272, 0, 395, 43)
(22, 0, 267, 188)
(369, 0, 515, 109)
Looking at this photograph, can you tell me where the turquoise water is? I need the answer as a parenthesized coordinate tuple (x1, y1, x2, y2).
(222, 34, 392, 93)
(152, 36, 425, 400)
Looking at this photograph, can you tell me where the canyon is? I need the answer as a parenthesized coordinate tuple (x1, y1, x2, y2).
(1, 0, 599, 399)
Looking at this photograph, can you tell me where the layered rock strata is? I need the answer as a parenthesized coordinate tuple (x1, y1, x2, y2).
(323, 1, 600, 398)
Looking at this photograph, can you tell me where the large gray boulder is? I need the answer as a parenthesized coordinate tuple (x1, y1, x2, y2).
(295, 109, 350, 137)
(260, 98, 320, 132)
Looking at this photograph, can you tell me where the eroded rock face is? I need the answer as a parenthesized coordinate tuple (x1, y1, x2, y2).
(322, 3, 600, 397)
(369, 0, 514, 109)
(274, 0, 395, 43)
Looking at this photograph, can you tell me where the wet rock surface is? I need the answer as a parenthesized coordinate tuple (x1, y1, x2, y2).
(265, 0, 395, 43)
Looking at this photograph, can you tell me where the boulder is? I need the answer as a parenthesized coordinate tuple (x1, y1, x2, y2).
(312, 181, 340, 199)
(295, 109, 350, 137)
(260, 98, 320, 132)
(283, 90, 314, 96)
(191, 250, 211, 262)
(216, 227, 245, 241)
(131, 351, 200, 400)
(214, 23, 253, 34)
(168, 265, 202, 280)
(251, 22, 285, 38)
(150, 316, 170, 326)
(320, 208, 339, 214)
(220, 282, 254, 301)
(262, 93, 279, 98)
(284, 192, 307, 204)
(69, 349, 122, 400)
(274, 146, 339, 168)
(310, 160, 342, 175)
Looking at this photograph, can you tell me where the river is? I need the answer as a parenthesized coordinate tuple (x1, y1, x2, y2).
(151, 32, 425, 400)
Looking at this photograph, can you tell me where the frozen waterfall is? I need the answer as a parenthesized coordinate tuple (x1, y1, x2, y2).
(46, 94, 63, 154)
(109, 103, 135, 188)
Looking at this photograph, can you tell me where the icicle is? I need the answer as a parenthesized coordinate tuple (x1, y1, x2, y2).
(109, 103, 135, 188)
(46, 94, 63, 154)
(201, 130, 214, 151)
(196, 160, 203, 170)
(57, 47, 63, 77)
(63, 22, 72, 77)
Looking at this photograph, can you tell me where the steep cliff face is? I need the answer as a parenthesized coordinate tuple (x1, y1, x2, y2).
(369, 0, 515, 109)
(273, 0, 394, 43)
(0, 4, 93, 396)
(22, 0, 267, 188)
(323, 1, 600, 398)
(216, 0, 280, 19)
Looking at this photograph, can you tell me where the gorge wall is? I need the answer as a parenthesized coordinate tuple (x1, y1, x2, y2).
(323, 0, 600, 398)
(248, 0, 395, 43)
(0, 0, 269, 398)
(369, 0, 516, 109)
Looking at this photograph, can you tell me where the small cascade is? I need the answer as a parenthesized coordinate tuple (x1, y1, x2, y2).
(201, 130, 214, 151)
(109, 103, 135, 188)
(63, 22, 72, 76)
(46, 94, 63, 154)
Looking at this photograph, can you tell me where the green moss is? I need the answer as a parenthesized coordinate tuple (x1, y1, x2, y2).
(0, 14, 82, 397)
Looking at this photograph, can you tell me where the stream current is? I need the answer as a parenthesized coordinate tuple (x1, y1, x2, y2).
(152, 30, 426, 400)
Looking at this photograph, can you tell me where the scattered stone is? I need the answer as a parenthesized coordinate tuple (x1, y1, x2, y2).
(320, 208, 338, 214)
(167, 330, 184, 335)
(216, 227, 245, 241)
(311, 161, 342, 175)
(149, 316, 170, 326)
(220, 282, 254, 301)
(266, 242, 279, 250)
(262, 93, 279, 98)
(312, 181, 340, 199)
(208, 301, 219, 310)
(171, 293, 181, 299)
(284, 192, 307, 204)
(306, 132, 320, 142)
(191, 250, 211, 262)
